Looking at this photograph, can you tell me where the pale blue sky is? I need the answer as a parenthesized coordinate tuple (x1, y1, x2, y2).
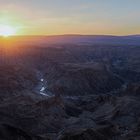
(0, 0, 139, 35)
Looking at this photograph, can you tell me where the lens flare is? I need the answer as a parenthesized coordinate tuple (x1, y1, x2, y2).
(0, 25, 17, 37)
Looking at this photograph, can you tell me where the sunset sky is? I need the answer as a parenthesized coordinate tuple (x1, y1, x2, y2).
(0, 0, 139, 35)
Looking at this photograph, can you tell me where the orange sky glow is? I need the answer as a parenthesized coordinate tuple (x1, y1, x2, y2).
(0, 0, 139, 36)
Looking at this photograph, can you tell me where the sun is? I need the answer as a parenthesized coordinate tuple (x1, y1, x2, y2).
(0, 25, 17, 37)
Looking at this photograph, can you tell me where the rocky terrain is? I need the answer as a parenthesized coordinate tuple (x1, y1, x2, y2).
(0, 36, 140, 140)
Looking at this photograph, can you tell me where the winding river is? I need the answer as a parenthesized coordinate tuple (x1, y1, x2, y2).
(34, 70, 53, 97)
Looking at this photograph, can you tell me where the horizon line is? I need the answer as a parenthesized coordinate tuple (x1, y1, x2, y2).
(0, 34, 140, 38)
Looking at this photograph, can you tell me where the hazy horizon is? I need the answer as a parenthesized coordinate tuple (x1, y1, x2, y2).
(0, 34, 140, 38)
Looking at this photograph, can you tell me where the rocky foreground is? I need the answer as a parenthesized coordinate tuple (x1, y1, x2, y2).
(0, 43, 140, 140)
(0, 64, 140, 140)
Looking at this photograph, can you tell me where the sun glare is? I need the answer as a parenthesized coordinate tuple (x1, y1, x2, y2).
(0, 25, 17, 37)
